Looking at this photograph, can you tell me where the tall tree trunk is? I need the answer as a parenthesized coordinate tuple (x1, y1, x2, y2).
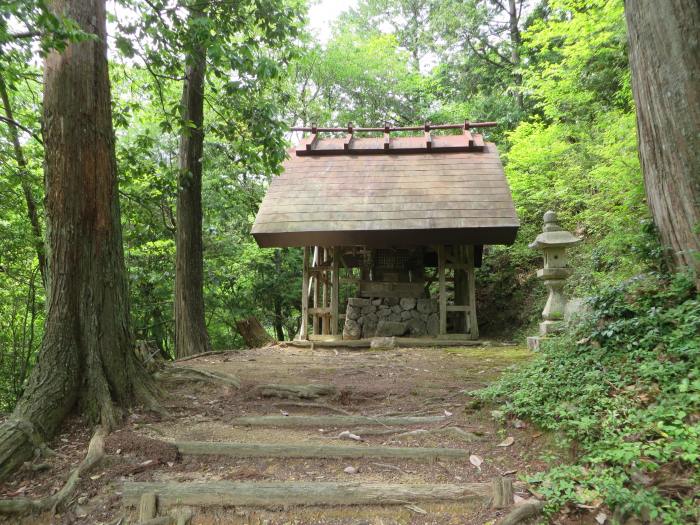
(507, 0, 523, 109)
(0, 75, 47, 286)
(625, 0, 700, 282)
(174, 14, 211, 358)
(0, 0, 157, 480)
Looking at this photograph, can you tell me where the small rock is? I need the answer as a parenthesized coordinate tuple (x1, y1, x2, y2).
(342, 318, 361, 340)
(345, 306, 360, 321)
(376, 308, 391, 318)
(371, 298, 382, 306)
(370, 336, 396, 349)
(417, 298, 437, 314)
(426, 313, 439, 336)
(496, 436, 515, 447)
(399, 297, 416, 310)
(77, 496, 88, 505)
(469, 454, 483, 471)
(375, 320, 407, 337)
(406, 317, 426, 336)
(344, 466, 358, 474)
(338, 430, 363, 442)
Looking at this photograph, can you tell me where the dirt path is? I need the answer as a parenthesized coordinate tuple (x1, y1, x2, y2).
(1, 343, 554, 524)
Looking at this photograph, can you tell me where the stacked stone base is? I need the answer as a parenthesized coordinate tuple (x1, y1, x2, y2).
(343, 297, 439, 339)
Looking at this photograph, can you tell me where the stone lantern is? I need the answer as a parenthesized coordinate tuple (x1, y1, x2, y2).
(529, 211, 581, 339)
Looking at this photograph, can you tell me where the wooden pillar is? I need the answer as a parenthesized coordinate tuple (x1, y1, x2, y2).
(468, 245, 479, 339)
(438, 245, 447, 336)
(322, 248, 330, 334)
(331, 246, 339, 335)
(453, 246, 467, 334)
(300, 246, 309, 340)
(312, 246, 319, 335)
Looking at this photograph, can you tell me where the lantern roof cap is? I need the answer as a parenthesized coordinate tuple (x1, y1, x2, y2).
(529, 211, 582, 249)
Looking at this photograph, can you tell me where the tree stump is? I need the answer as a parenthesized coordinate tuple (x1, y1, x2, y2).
(491, 477, 514, 508)
(236, 317, 275, 348)
(139, 492, 157, 521)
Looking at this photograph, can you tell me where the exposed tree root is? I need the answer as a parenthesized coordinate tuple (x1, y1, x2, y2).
(498, 501, 545, 525)
(173, 351, 225, 363)
(251, 383, 337, 400)
(154, 365, 240, 388)
(0, 426, 106, 515)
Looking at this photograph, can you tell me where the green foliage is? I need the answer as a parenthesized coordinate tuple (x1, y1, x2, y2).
(483, 0, 653, 336)
(479, 273, 700, 522)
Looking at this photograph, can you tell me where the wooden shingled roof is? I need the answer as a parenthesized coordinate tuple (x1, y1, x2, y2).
(251, 122, 519, 248)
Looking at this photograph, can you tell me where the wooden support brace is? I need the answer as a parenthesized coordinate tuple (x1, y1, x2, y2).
(308, 307, 331, 315)
(468, 245, 479, 340)
(343, 124, 354, 151)
(331, 246, 339, 335)
(312, 247, 320, 335)
(463, 129, 474, 148)
(446, 305, 470, 312)
(305, 124, 319, 151)
(300, 247, 309, 340)
(463, 120, 475, 147)
(383, 124, 390, 150)
(322, 248, 329, 335)
(438, 245, 447, 336)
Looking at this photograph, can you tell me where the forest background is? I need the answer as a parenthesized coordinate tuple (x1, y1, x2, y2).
(0, 0, 660, 411)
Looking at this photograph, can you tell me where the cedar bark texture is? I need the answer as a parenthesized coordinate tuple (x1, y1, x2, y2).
(625, 0, 700, 280)
(174, 19, 211, 358)
(0, 0, 156, 480)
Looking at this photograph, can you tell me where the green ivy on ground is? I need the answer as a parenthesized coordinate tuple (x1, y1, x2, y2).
(479, 272, 699, 523)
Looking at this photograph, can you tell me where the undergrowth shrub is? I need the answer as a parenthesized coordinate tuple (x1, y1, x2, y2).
(479, 272, 699, 523)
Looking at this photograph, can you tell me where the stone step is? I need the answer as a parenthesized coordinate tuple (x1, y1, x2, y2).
(227, 414, 447, 427)
(122, 480, 519, 509)
(174, 440, 470, 461)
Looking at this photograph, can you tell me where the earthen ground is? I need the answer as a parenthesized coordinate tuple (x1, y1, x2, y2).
(0, 343, 568, 524)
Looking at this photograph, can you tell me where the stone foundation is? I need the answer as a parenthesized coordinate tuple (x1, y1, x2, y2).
(342, 297, 439, 339)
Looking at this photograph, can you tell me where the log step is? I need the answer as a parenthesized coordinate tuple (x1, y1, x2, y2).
(228, 415, 447, 427)
(175, 441, 470, 461)
(122, 481, 510, 508)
